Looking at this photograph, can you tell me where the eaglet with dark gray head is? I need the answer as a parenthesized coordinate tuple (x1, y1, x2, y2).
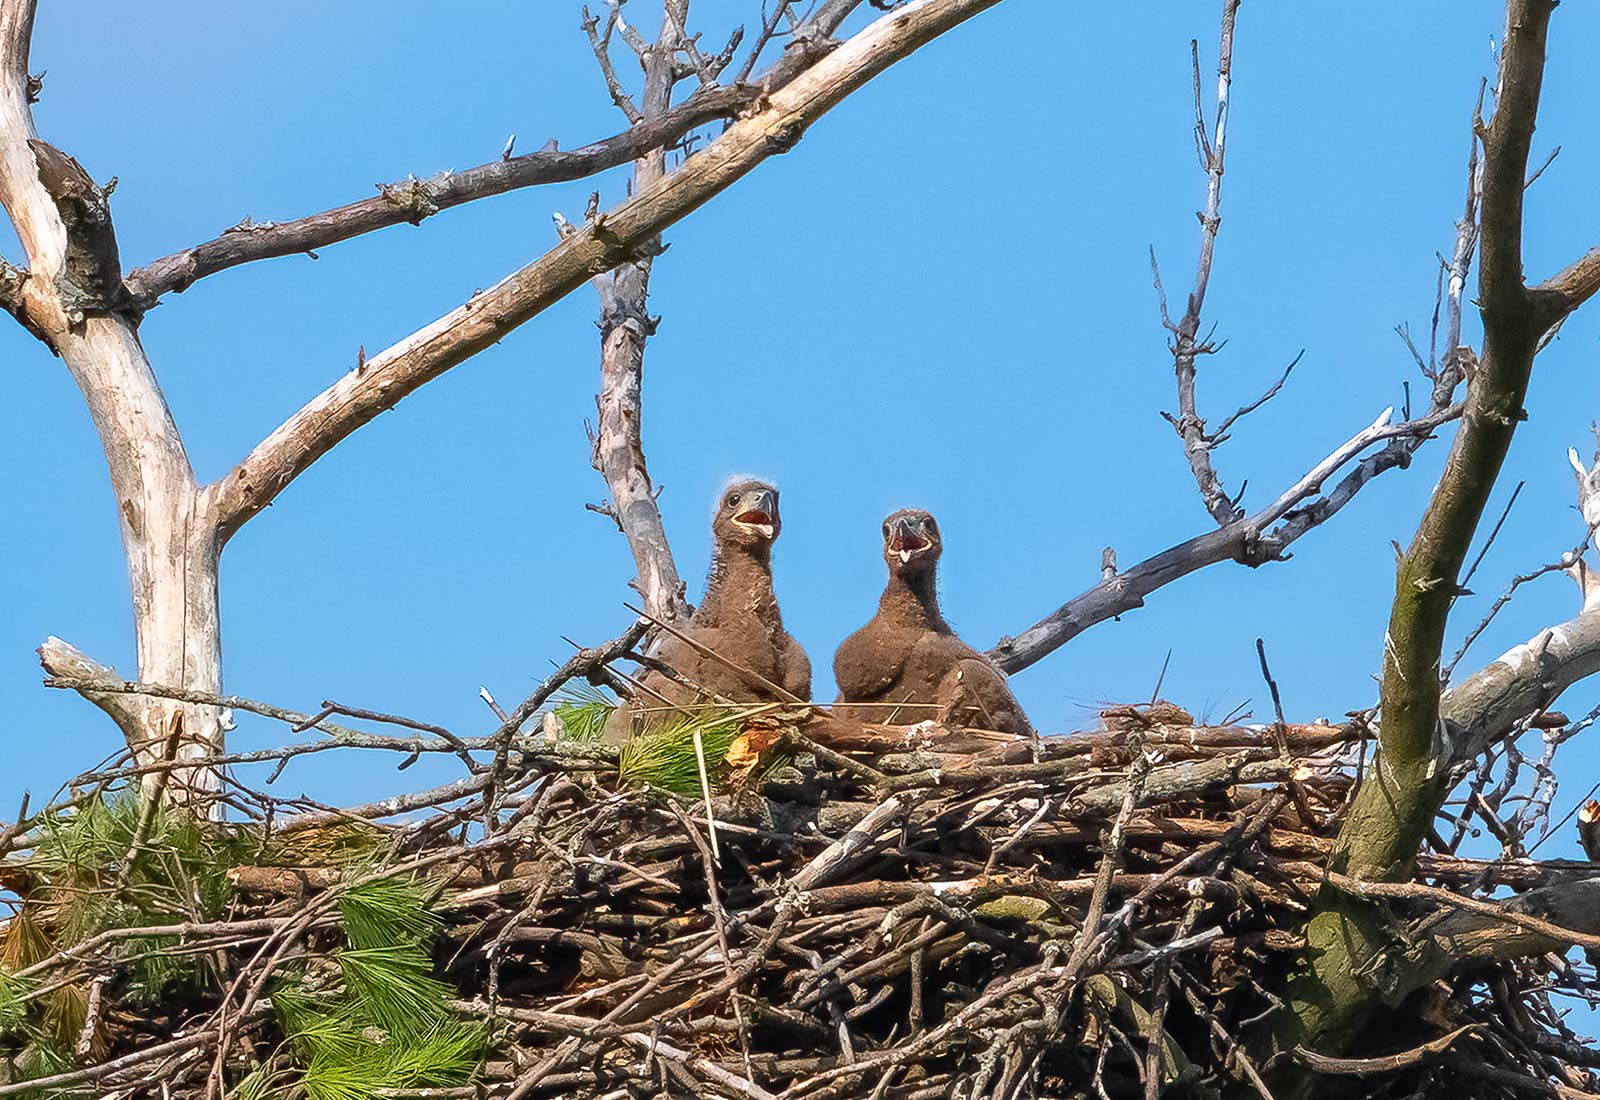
(604, 479, 811, 744)
(832, 509, 1034, 736)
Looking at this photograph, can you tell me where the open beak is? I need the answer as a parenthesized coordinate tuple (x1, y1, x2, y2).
(887, 517, 932, 564)
(732, 490, 777, 539)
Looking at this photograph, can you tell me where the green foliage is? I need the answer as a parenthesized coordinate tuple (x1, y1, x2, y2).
(552, 684, 616, 744)
(335, 945, 456, 1035)
(261, 821, 387, 869)
(0, 793, 483, 1098)
(272, 872, 484, 1100)
(27, 792, 245, 961)
(295, 1013, 484, 1100)
(226, 1063, 296, 1100)
(0, 969, 33, 1035)
(0, 788, 252, 1082)
(5, 1036, 93, 1099)
(553, 688, 762, 796)
(618, 706, 743, 795)
(336, 876, 441, 951)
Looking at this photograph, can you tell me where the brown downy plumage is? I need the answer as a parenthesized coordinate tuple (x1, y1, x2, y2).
(833, 509, 1034, 736)
(604, 479, 811, 744)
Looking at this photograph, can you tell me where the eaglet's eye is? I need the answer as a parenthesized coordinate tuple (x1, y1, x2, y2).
(726, 492, 741, 508)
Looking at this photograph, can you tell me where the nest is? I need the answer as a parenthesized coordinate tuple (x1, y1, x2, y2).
(0, 698, 1596, 1100)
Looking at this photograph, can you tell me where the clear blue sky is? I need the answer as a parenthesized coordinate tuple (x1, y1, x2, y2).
(2, 0, 1598, 870)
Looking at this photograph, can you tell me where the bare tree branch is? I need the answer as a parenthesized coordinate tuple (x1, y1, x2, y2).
(990, 403, 1462, 674)
(121, 84, 752, 308)
(206, 0, 1004, 542)
(1530, 244, 1600, 327)
(994, 0, 1459, 676)
(1209, 349, 1301, 443)
(0, 0, 60, 274)
(576, 0, 868, 623)
(1441, 451, 1600, 767)
(0, 0, 227, 804)
(1442, 521, 1584, 684)
(1161, 0, 1247, 528)
(576, 0, 697, 623)
(35, 636, 143, 747)
(1391, 875, 1600, 1004)
(735, 1, 801, 83)
(120, 1, 870, 310)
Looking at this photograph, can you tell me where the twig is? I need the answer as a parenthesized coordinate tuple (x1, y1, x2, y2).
(1295, 1024, 1479, 1075)
(1444, 531, 1589, 682)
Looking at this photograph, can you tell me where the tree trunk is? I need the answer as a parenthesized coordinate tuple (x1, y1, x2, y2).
(40, 317, 227, 805)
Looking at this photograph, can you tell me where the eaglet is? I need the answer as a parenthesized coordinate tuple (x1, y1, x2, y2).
(832, 509, 1034, 736)
(604, 479, 811, 743)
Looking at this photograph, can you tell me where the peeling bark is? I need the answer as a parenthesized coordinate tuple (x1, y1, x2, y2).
(584, 4, 693, 624)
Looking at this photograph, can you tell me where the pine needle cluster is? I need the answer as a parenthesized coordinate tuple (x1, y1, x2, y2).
(0, 790, 252, 1090)
(267, 875, 484, 1100)
(553, 685, 748, 795)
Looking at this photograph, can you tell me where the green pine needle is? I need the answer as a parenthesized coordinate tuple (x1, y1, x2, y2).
(12, 788, 247, 1026)
(268, 868, 486, 1098)
(618, 707, 743, 795)
(552, 684, 615, 743)
(337, 876, 441, 952)
(299, 1018, 484, 1100)
(336, 944, 454, 1035)
(226, 1063, 296, 1100)
(278, 985, 483, 1100)
(260, 821, 387, 868)
(10, 1039, 91, 1098)
(0, 968, 33, 1035)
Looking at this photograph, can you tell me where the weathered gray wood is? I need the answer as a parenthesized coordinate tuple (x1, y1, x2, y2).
(206, 0, 1010, 540)
(0, 0, 1009, 809)
(991, 403, 1462, 673)
(580, 2, 695, 624)
(122, 85, 755, 308)
(0, 0, 224, 803)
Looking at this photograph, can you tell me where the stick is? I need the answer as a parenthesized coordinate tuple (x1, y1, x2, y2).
(692, 727, 721, 864)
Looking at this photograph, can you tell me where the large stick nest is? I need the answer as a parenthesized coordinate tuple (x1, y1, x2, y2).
(0, 700, 1597, 1099)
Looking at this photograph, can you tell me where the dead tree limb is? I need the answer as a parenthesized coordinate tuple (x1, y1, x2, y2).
(121, 3, 874, 310)
(576, 0, 698, 623)
(1157, 0, 1249, 527)
(990, 403, 1461, 673)
(121, 84, 756, 308)
(206, 0, 1008, 542)
(574, 1, 869, 623)
(0, 0, 226, 802)
(1441, 448, 1600, 767)
(990, 0, 1469, 676)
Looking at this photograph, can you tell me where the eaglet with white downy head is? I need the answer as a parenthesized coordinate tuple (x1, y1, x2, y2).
(604, 479, 811, 743)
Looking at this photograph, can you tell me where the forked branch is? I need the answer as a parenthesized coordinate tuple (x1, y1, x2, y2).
(205, 0, 1008, 542)
(123, 4, 873, 310)
(991, 403, 1463, 674)
(1158, 0, 1255, 528)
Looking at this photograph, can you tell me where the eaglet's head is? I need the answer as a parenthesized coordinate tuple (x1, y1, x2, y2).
(881, 508, 941, 577)
(714, 478, 781, 550)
